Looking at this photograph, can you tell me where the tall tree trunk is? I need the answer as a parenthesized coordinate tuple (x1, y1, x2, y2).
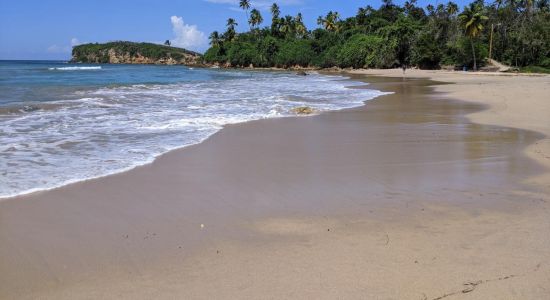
(247, 9, 251, 31)
(489, 23, 494, 60)
(470, 37, 477, 71)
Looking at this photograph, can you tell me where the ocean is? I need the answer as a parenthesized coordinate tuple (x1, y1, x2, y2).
(0, 60, 387, 198)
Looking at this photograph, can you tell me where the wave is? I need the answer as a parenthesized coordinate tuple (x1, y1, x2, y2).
(0, 71, 390, 199)
(48, 66, 102, 71)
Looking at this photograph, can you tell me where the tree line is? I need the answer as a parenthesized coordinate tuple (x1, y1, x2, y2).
(203, 0, 550, 72)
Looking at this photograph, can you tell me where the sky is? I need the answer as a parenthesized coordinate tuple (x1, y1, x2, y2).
(0, 0, 470, 60)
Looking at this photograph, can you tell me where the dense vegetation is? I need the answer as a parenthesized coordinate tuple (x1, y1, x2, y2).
(204, 0, 550, 71)
(72, 41, 201, 63)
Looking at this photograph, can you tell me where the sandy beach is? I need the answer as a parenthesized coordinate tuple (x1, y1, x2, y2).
(349, 69, 550, 187)
(1, 71, 549, 299)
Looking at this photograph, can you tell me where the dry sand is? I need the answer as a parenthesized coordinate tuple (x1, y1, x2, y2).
(1, 72, 549, 299)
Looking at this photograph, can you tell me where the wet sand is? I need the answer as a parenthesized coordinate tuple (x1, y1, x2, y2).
(1, 75, 549, 299)
(349, 68, 550, 188)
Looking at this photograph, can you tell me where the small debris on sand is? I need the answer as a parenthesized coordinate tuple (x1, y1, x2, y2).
(291, 106, 315, 115)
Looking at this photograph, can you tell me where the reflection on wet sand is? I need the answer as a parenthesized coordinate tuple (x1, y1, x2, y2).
(0, 75, 547, 299)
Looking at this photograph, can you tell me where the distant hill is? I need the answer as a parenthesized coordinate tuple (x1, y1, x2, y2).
(71, 41, 203, 65)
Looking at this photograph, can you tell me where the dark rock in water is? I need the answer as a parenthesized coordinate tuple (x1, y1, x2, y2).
(21, 105, 40, 112)
(296, 71, 308, 76)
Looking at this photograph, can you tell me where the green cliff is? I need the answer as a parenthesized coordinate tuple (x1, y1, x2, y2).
(71, 41, 203, 65)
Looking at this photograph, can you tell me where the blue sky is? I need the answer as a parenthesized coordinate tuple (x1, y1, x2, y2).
(0, 0, 469, 60)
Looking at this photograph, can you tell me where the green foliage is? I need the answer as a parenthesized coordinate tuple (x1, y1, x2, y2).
(310, 29, 343, 54)
(336, 34, 385, 68)
(71, 41, 199, 63)
(249, 9, 263, 29)
(378, 16, 421, 65)
(274, 40, 315, 67)
(203, 46, 226, 63)
(204, 0, 550, 70)
(458, 3, 488, 70)
(226, 42, 261, 67)
(519, 66, 550, 73)
(411, 31, 442, 69)
(257, 36, 279, 66)
(540, 58, 550, 68)
(314, 46, 340, 68)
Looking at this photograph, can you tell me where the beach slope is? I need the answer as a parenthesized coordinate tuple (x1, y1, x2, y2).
(1, 74, 549, 299)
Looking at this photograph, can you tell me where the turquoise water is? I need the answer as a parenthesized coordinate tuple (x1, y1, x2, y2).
(0, 60, 387, 198)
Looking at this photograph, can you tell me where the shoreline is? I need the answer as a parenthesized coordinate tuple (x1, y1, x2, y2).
(0, 72, 385, 201)
(65, 60, 550, 77)
(8, 66, 547, 201)
(346, 68, 550, 190)
(1, 73, 549, 299)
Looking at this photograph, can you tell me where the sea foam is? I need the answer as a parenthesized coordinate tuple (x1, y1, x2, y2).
(48, 66, 102, 70)
(0, 70, 389, 198)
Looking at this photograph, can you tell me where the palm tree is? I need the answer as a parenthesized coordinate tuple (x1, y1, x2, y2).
(239, 0, 251, 31)
(458, 3, 488, 70)
(404, 1, 414, 15)
(426, 4, 436, 15)
(536, 0, 549, 11)
(447, 1, 459, 15)
(317, 11, 340, 32)
(249, 9, 264, 30)
(280, 15, 295, 36)
(437, 3, 446, 15)
(225, 18, 238, 41)
(332, 12, 341, 24)
(494, 0, 505, 9)
(522, 0, 535, 15)
(227, 18, 238, 29)
(295, 13, 307, 38)
(316, 16, 323, 27)
(357, 7, 368, 25)
(270, 3, 281, 35)
(295, 12, 303, 24)
(209, 31, 221, 47)
(507, 0, 520, 10)
(382, 0, 394, 8)
(271, 3, 280, 17)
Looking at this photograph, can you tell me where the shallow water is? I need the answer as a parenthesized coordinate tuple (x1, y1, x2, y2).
(0, 60, 387, 198)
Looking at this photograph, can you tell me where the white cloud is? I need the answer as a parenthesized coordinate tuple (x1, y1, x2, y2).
(47, 37, 82, 54)
(70, 38, 81, 46)
(169, 16, 207, 52)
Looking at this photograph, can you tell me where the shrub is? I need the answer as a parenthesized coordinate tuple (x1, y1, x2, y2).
(226, 42, 261, 67)
(411, 31, 443, 69)
(274, 40, 315, 67)
(336, 34, 385, 68)
(256, 36, 279, 67)
(314, 45, 340, 68)
(203, 46, 226, 63)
